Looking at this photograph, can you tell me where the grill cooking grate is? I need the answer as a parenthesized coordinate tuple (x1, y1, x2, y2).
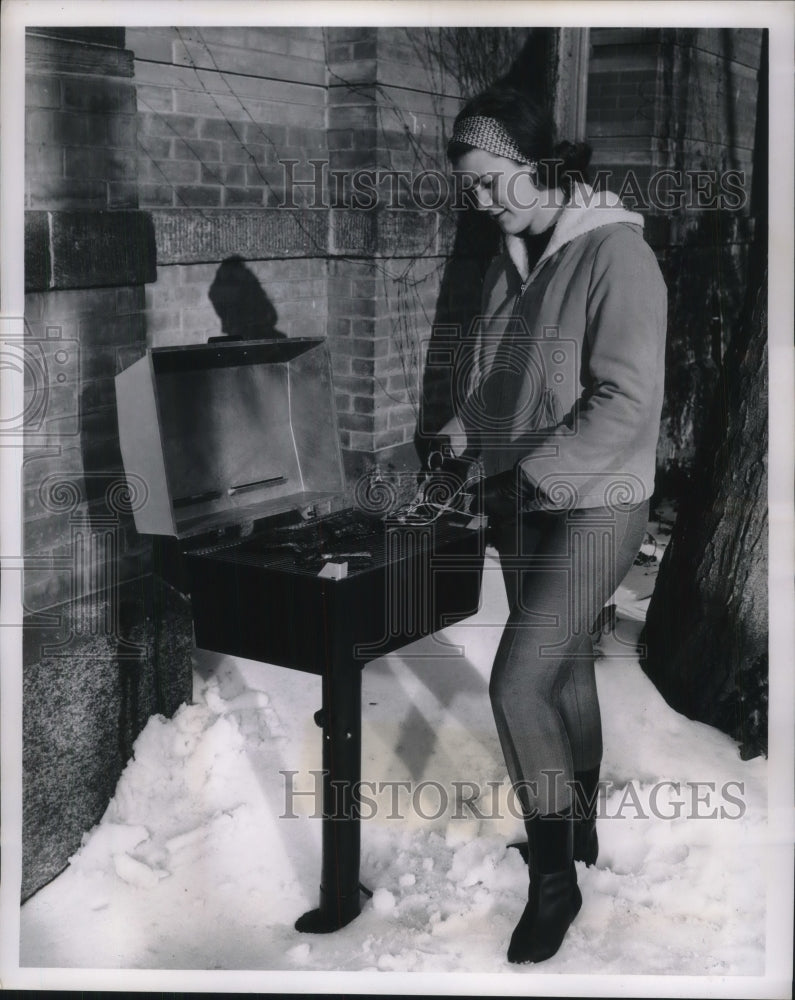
(190, 508, 477, 576)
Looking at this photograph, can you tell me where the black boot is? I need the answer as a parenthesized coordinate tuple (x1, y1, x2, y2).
(507, 809, 582, 964)
(572, 766, 600, 867)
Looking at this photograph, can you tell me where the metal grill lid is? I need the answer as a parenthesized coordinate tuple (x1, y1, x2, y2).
(115, 337, 345, 538)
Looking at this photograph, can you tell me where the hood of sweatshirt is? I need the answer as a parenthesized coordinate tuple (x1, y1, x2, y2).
(504, 182, 645, 284)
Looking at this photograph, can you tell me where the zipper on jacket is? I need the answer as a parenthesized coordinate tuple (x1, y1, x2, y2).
(543, 387, 563, 425)
(518, 261, 543, 298)
(519, 250, 553, 296)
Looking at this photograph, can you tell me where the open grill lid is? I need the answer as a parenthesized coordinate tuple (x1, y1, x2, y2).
(115, 338, 346, 538)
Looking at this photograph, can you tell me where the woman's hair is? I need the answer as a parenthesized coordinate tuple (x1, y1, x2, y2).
(447, 85, 592, 193)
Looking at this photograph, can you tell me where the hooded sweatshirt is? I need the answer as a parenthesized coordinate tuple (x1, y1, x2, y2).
(453, 182, 667, 510)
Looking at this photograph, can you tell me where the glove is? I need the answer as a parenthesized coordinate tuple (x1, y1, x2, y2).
(421, 450, 483, 514)
(423, 436, 454, 472)
(479, 467, 544, 523)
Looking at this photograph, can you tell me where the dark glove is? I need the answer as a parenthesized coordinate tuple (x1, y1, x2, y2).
(423, 436, 454, 472)
(479, 467, 543, 523)
(421, 450, 482, 514)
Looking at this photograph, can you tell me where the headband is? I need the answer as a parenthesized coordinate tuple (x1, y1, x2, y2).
(449, 115, 537, 168)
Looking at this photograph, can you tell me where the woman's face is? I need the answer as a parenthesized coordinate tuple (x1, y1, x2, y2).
(454, 148, 561, 236)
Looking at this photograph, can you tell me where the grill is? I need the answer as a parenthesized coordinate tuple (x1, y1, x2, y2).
(116, 338, 485, 932)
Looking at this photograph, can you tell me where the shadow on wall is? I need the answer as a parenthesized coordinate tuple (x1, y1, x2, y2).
(208, 255, 286, 342)
(416, 209, 498, 461)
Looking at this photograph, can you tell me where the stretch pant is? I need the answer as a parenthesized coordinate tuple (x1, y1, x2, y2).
(490, 502, 649, 816)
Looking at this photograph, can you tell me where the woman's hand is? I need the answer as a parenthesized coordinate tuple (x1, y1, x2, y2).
(435, 414, 468, 458)
(424, 436, 454, 472)
(480, 467, 543, 522)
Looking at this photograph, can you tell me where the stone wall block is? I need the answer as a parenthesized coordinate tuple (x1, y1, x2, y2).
(25, 210, 157, 292)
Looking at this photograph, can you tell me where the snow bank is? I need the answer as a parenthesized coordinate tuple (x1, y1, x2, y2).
(20, 509, 771, 980)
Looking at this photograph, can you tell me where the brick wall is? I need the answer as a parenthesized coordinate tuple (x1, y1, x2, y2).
(127, 27, 330, 349)
(143, 258, 327, 345)
(25, 30, 138, 211)
(132, 26, 327, 210)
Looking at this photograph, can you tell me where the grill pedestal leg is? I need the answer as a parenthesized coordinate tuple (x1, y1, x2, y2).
(295, 659, 363, 933)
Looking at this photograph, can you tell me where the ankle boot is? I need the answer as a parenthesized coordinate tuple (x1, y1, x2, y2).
(572, 766, 600, 867)
(507, 809, 582, 964)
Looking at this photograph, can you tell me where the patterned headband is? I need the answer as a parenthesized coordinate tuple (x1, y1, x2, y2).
(449, 115, 537, 167)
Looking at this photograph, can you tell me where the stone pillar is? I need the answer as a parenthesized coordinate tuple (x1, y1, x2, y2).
(22, 27, 192, 900)
(325, 28, 463, 483)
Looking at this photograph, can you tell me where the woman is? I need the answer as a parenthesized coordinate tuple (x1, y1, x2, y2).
(436, 86, 667, 963)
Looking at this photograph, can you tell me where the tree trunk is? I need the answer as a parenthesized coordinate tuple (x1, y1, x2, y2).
(641, 32, 768, 760)
(641, 266, 768, 758)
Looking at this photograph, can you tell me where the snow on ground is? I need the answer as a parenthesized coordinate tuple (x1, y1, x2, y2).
(20, 506, 769, 976)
